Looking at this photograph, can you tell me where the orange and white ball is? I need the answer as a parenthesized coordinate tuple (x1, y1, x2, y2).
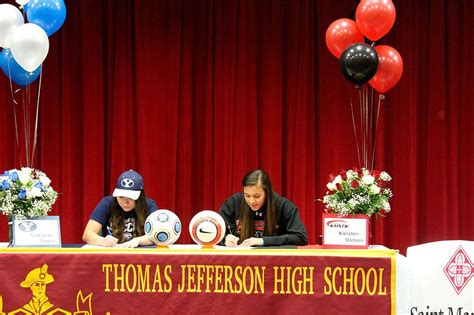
(189, 210, 226, 246)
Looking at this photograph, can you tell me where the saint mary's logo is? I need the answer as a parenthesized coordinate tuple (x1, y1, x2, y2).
(443, 246, 473, 295)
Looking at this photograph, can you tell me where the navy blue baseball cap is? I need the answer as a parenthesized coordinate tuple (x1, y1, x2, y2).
(112, 170, 144, 200)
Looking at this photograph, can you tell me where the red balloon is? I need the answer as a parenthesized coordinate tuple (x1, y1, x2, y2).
(325, 18, 364, 58)
(369, 45, 403, 93)
(356, 0, 396, 41)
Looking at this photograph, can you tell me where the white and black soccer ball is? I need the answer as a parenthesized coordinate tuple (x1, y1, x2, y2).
(145, 209, 182, 246)
(189, 210, 226, 246)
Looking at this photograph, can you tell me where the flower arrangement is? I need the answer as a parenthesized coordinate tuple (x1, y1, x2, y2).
(0, 167, 58, 219)
(321, 167, 392, 217)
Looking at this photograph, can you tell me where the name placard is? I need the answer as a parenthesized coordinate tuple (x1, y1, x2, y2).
(322, 213, 369, 249)
(12, 216, 62, 247)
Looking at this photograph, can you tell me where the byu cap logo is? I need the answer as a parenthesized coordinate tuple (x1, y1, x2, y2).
(121, 178, 135, 188)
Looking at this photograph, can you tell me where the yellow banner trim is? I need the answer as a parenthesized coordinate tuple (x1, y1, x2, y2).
(1, 247, 398, 258)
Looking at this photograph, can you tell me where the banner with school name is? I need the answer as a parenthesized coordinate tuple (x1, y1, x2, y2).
(0, 248, 396, 314)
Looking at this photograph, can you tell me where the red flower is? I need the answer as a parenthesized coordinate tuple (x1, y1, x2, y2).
(351, 180, 359, 188)
(339, 170, 347, 180)
(328, 173, 335, 182)
(371, 170, 381, 179)
(376, 180, 387, 188)
(336, 183, 343, 191)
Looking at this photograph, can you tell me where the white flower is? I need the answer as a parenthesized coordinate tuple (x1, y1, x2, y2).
(348, 198, 359, 208)
(370, 185, 381, 194)
(29, 187, 43, 198)
(346, 170, 357, 179)
(326, 182, 337, 191)
(39, 175, 51, 187)
(17, 169, 31, 184)
(334, 175, 342, 184)
(361, 174, 375, 185)
(21, 167, 33, 173)
(380, 171, 391, 181)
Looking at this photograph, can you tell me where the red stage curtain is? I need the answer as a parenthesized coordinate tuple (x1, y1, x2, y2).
(0, 0, 472, 253)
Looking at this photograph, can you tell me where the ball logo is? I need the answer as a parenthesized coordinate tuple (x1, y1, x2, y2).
(194, 220, 219, 243)
(121, 178, 135, 188)
(198, 227, 213, 234)
(326, 219, 350, 229)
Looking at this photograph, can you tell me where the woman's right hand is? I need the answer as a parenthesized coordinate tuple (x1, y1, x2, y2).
(225, 234, 239, 247)
(102, 235, 118, 247)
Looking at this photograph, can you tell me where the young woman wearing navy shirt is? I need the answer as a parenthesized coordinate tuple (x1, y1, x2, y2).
(82, 169, 157, 248)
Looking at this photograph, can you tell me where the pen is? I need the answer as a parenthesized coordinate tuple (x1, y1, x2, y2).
(227, 225, 233, 235)
(107, 226, 113, 236)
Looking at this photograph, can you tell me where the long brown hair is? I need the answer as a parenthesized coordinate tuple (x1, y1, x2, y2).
(109, 190, 149, 243)
(238, 169, 276, 242)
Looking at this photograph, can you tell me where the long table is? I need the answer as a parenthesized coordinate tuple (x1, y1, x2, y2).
(0, 245, 403, 314)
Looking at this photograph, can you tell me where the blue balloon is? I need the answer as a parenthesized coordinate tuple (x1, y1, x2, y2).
(26, 0, 67, 36)
(0, 48, 41, 86)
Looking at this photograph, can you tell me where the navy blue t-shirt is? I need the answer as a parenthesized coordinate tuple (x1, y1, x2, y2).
(90, 196, 158, 241)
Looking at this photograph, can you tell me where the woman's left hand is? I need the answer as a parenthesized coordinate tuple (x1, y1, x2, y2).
(239, 237, 263, 247)
(116, 238, 140, 248)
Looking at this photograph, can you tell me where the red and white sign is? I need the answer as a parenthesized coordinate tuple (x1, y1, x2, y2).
(407, 240, 474, 314)
(443, 246, 473, 295)
(322, 213, 369, 249)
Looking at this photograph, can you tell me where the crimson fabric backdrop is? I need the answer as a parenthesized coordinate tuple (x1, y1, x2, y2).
(0, 0, 472, 253)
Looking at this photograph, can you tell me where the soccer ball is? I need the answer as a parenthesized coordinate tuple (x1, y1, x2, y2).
(145, 209, 182, 246)
(189, 210, 226, 246)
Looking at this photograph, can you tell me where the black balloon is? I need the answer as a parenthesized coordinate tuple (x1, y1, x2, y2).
(339, 43, 379, 86)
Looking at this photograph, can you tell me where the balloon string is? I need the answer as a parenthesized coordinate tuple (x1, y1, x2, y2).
(365, 84, 369, 168)
(364, 84, 369, 168)
(364, 84, 370, 169)
(359, 86, 364, 168)
(6, 58, 23, 168)
(31, 66, 43, 169)
(27, 84, 31, 164)
(362, 85, 368, 168)
(22, 90, 29, 167)
(371, 94, 384, 170)
(362, 85, 365, 168)
(369, 85, 374, 169)
(350, 86, 361, 167)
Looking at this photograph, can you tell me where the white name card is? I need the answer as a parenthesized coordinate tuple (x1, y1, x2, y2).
(322, 213, 369, 249)
(12, 216, 62, 247)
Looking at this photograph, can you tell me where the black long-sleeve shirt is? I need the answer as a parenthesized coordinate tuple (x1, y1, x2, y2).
(219, 192, 308, 246)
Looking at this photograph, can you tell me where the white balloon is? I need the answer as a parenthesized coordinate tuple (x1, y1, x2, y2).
(0, 4, 24, 48)
(16, 0, 30, 5)
(10, 23, 49, 72)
